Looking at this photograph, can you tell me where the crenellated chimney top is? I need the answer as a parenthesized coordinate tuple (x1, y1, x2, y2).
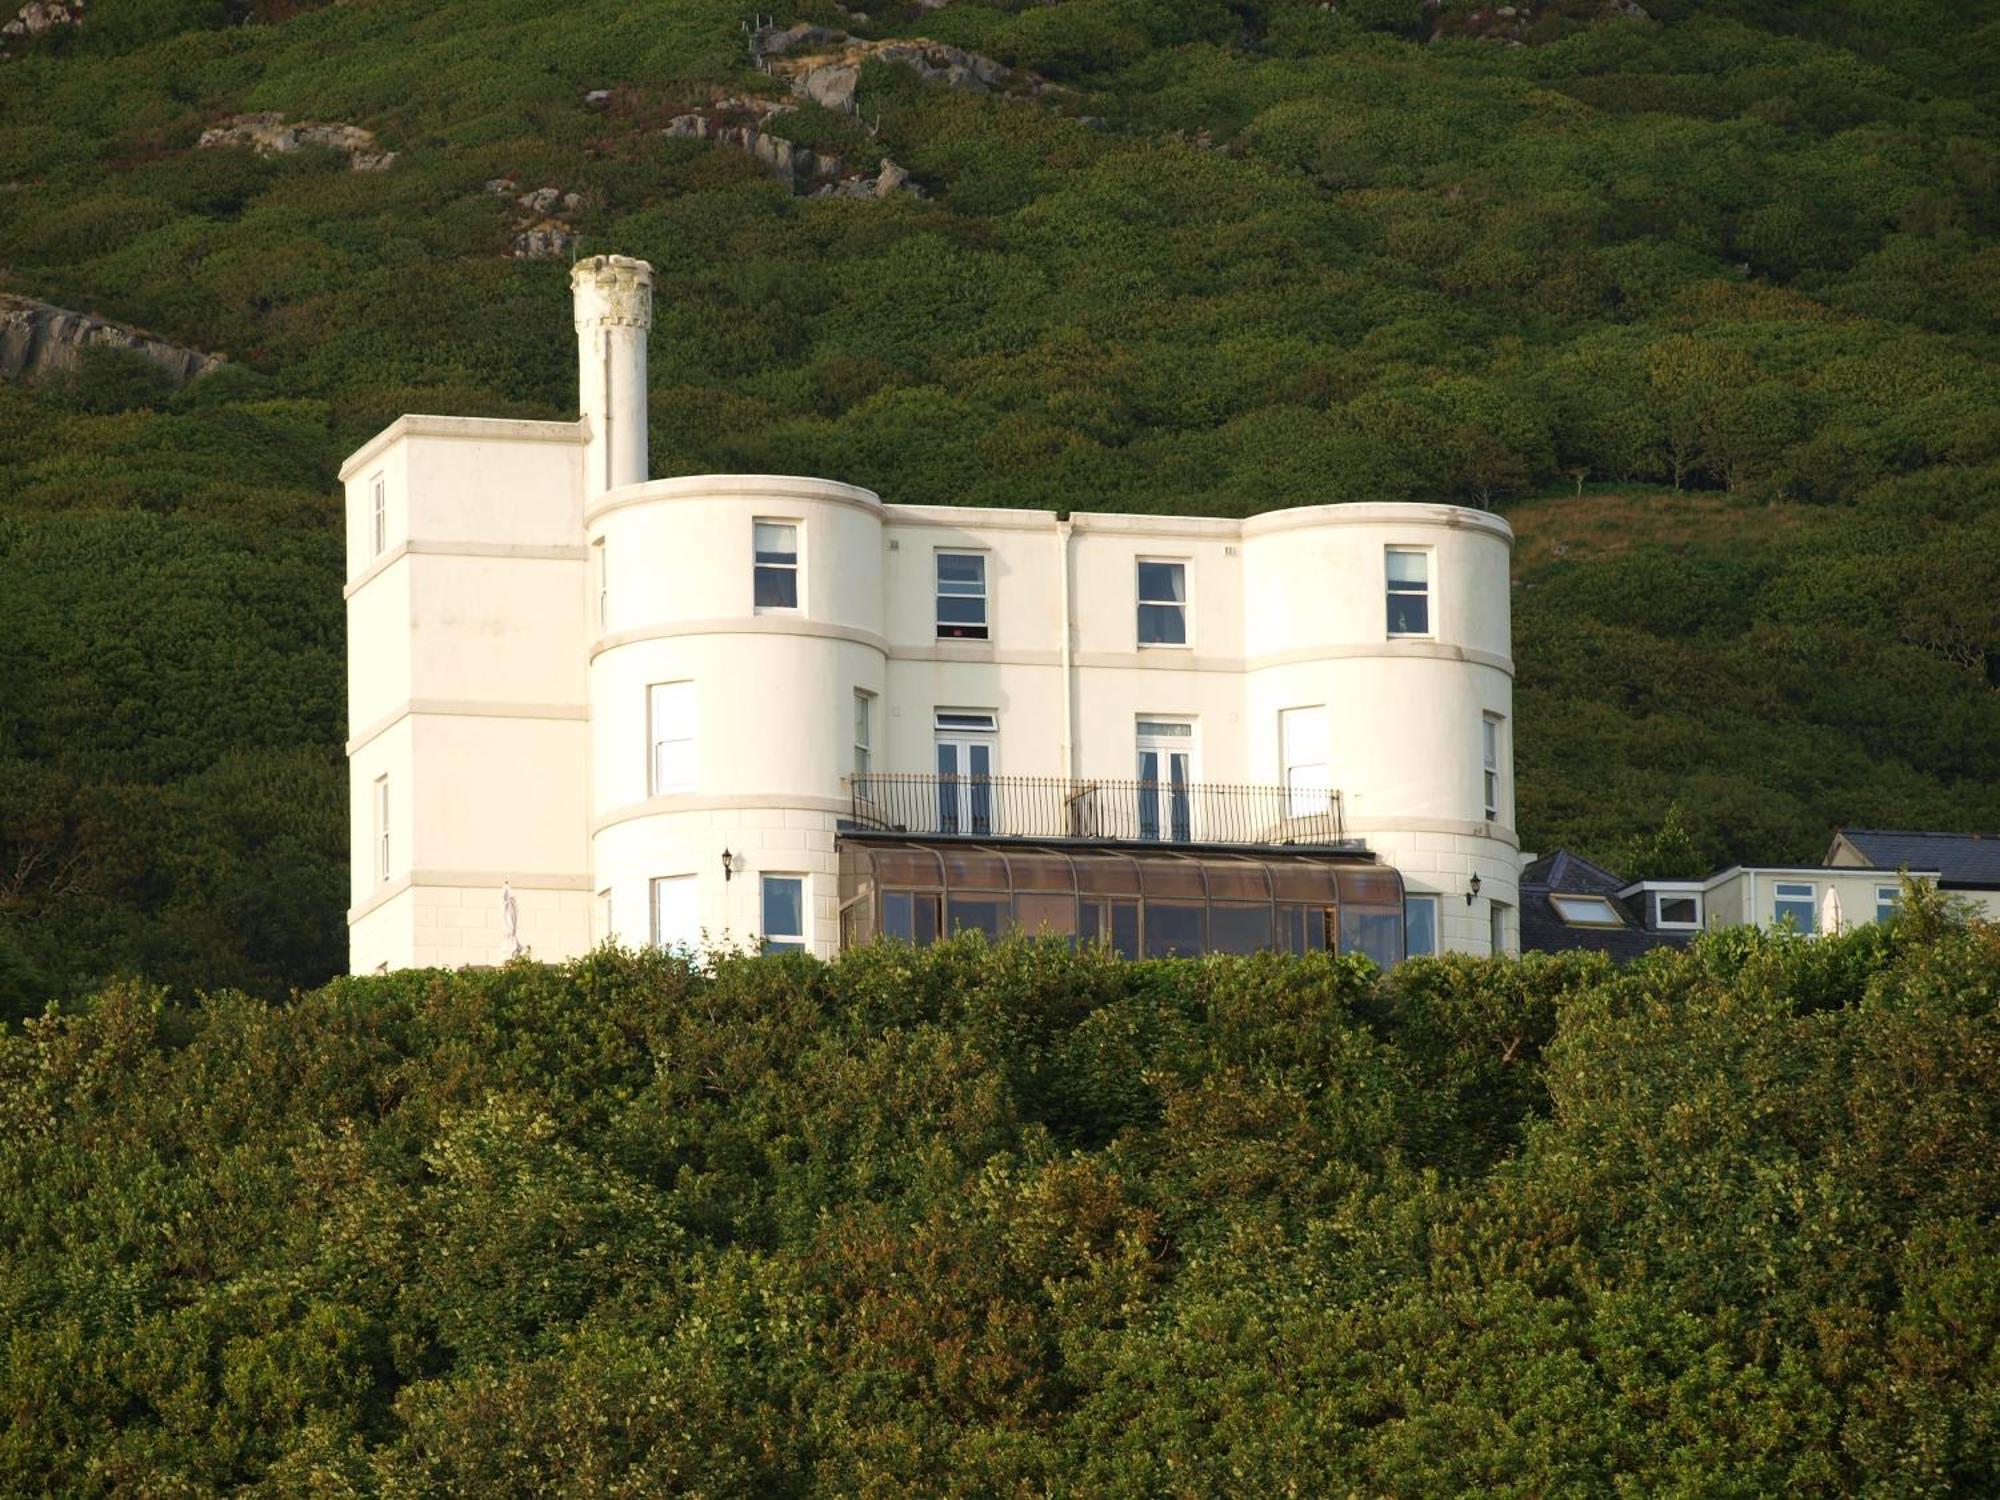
(572, 254, 654, 498)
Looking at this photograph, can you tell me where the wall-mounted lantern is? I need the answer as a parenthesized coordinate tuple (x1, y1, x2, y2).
(722, 848, 745, 882)
(1466, 872, 1483, 906)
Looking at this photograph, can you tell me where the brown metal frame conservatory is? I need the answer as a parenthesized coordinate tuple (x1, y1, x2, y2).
(837, 833, 1408, 967)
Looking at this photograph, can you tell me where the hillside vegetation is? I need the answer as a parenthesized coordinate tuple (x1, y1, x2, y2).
(2, 0, 1998, 1001)
(3, 916, 1996, 1491)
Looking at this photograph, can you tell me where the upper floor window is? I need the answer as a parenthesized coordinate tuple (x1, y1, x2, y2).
(372, 774, 390, 882)
(1386, 548, 1430, 637)
(754, 521, 798, 610)
(1656, 892, 1702, 928)
(853, 690, 873, 779)
(370, 475, 386, 557)
(1482, 713, 1503, 822)
(1773, 881, 1817, 933)
(649, 681, 696, 794)
(1875, 884, 1900, 924)
(1281, 705, 1329, 818)
(762, 873, 806, 954)
(936, 552, 988, 640)
(1137, 559, 1188, 646)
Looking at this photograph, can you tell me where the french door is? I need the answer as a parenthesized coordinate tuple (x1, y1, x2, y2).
(1136, 719, 1193, 842)
(935, 734, 995, 835)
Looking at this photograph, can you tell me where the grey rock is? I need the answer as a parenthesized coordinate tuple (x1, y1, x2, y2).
(0, 293, 222, 387)
(517, 186, 562, 214)
(198, 112, 395, 173)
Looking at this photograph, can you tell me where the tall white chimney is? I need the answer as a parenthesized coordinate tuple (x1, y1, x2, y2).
(571, 254, 654, 498)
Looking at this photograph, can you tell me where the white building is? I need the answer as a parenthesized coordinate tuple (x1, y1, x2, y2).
(340, 255, 1520, 972)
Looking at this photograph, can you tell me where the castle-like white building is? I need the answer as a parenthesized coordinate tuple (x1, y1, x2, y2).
(341, 255, 1519, 972)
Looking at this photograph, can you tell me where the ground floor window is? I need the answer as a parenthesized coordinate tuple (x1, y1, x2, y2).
(1875, 884, 1899, 924)
(651, 875, 698, 952)
(1772, 881, 1816, 933)
(1405, 895, 1438, 957)
(1488, 899, 1509, 956)
(762, 874, 806, 953)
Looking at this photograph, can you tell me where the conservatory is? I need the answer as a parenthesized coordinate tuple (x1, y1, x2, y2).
(836, 834, 1408, 967)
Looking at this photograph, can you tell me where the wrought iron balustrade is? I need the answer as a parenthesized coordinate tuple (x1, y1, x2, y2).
(849, 773, 1347, 847)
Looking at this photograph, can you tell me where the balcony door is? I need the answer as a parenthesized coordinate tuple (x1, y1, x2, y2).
(1281, 706, 1330, 819)
(934, 710, 997, 835)
(1136, 719, 1193, 843)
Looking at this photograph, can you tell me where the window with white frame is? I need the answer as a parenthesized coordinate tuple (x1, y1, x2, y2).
(1281, 705, 1330, 818)
(1655, 892, 1702, 928)
(1136, 559, 1188, 646)
(761, 874, 806, 953)
(648, 681, 696, 794)
(592, 537, 607, 630)
(1405, 894, 1439, 957)
(1489, 900, 1509, 955)
(853, 690, 873, 779)
(753, 521, 799, 610)
(1772, 881, 1817, 933)
(1386, 547, 1430, 636)
(372, 774, 390, 882)
(370, 475, 386, 557)
(650, 875, 698, 952)
(1875, 884, 1900, 924)
(1550, 893, 1624, 928)
(935, 552, 988, 639)
(1482, 713, 1503, 822)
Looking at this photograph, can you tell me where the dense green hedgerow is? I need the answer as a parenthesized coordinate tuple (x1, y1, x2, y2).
(1, 922, 1995, 1492)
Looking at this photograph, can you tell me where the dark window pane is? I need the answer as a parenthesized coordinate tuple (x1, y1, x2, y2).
(1145, 902, 1204, 957)
(1404, 897, 1438, 956)
(1386, 593, 1427, 636)
(1110, 902, 1140, 959)
(755, 566, 797, 608)
(1209, 903, 1272, 955)
(762, 876, 803, 939)
(1079, 901, 1101, 945)
(938, 595, 987, 625)
(915, 895, 940, 945)
(1277, 904, 1308, 955)
(1137, 561, 1185, 602)
(882, 890, 914, 941)
(937, 553, 985, 589)
(948, 898, 1005, 941)
(1340, 908, 1404, 969)
(1138, 603, 1187, 645)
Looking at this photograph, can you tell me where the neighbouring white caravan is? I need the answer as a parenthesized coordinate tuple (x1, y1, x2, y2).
(340, 255, 1519, 971)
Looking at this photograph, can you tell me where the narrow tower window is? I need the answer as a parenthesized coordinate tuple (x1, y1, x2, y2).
(372, 774, 390, 882)
(754, 522, 799, 610)
(370, 475, 386, 557)
(1387, 548, 1430, 636)
(853, 690, 873, 780)
(648, 681, 696, 794)
(1482, 712, 1503, 822)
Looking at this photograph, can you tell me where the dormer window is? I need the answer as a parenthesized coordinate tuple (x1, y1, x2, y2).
(1549, 893, 1624, 928)
(1655, 893, 1702, 929)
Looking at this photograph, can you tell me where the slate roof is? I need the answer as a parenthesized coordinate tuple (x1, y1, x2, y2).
(1833, 829, 2000, 889)
(1518, 848, 1694, 962)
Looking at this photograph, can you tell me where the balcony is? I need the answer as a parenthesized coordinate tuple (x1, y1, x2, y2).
(849, 773, 1350, 849)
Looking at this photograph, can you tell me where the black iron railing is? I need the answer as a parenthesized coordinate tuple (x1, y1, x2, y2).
(849, 774, 1347, 847)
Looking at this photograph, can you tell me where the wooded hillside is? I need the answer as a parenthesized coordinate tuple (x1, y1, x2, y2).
(1, 0, 1996, 1002)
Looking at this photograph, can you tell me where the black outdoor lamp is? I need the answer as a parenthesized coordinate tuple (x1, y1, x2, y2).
(722, 848, 744, 882)
(1466, 872, 1482, 906)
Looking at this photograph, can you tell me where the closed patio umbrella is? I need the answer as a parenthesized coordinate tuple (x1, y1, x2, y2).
(1819, 885, 1843, 936)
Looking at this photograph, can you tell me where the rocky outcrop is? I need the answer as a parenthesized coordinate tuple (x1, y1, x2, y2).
(197, 112, 396, 172)
(751, 22, 1058, 112)
(0, 294, 223, 387)
(663, 96, 922, 200)
(485, 178, 586, 258)
(1427, 0, 1653, 46)
(0, 0, 82, 55)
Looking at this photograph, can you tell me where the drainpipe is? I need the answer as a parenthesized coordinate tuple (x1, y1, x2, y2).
(1058, 514, 1075, 781)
